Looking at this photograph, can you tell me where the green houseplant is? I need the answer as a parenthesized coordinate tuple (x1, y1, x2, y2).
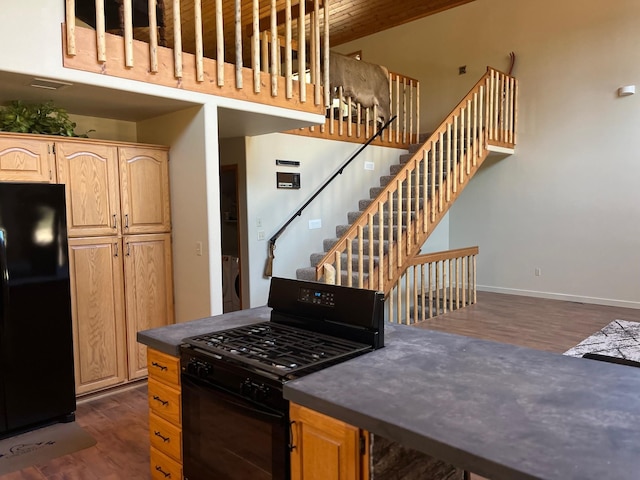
(0, 100, 92, 137)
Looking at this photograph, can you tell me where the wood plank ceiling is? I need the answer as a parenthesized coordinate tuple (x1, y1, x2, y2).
(158, 0, 475, 58)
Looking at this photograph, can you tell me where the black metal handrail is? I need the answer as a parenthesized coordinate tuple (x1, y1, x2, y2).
(264, 115, 397, 277)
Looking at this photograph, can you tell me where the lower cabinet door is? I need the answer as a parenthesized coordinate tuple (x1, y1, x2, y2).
(123, 233, 174, 379)
(290, 403, 365, 480)
(68, 237, 127, 395)
(150, 447, 183, 480)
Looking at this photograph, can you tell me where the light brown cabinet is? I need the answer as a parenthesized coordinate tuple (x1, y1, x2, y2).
(0, 135, 56, 183)
(124, 233, 174, 380)
(147, 349, 183, 480)
(68, 237, 127, 395)
(290, 403, 370, 480)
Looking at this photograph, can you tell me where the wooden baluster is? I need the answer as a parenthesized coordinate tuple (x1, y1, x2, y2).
(422, 148, 428, 233)
(396, 279, 402, 325)
(479, 84, 485, 156)
(395, 74, 400, 143)
(285, 0, 292, 98)
(409, 79, 414, 145)
(462, 256, 467, 306)
(446, 122, 452, 201)
(270, 0, 278, 96)
(471, 92, 480, 167)
(347, 97, 352, 137)
(430, 140, 436, 222)
(323, 0, 330, 107)
(402, 77, 407, 144)
(466, 99, 471, 175)
(357, 225, 364, 289)
(397, 178, 403, 267)
(194, 0, 204, 81)
(95, 0, 106, 62)
(428, 262, 433, 319)
(339, 87, 344, 136)
(368, 213, 374, 289)
(365, 107, 370, 138)
(494, 71, 500, 143)
(387, 73, 393, 143)
(66, 0, 76, 56)
(252, 0, 260, 91)
(234, 0, 242, 88)
(373, 105, 378, 136)
(216, 0, 224, 86)
(435, 261, 441, 315)
(438, 132, 443, 212)
(416, 81, 420, 144)
(261, 31, 268, 73)
(459, 107, 465, 184)
(313, 0, 321, 105)
(346, 236, 353, 287)
(172, 0, 182, 77)
(406, 163, 412, 254)
(298, 0, 306, 102)
(329, 97, 335, 135)
(412, 265, 418, 324)
(513, 78, 519, 145)
(453, 116, 459, 190)
(488, 70, 494, 141)
(356, 103, 361, 139)
(414, 160, 420, 245)
(378, 202, 384, 289)
(335, 249, 342, 286)
(388, 190, 393, 280)
(123, 0, 134, 67)
(147, 0, 158, 73)
(473, 254, 477, 304)
(442, 259, 447, 314)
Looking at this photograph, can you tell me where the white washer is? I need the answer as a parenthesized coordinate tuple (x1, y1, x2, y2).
(222, 255, 241, 312)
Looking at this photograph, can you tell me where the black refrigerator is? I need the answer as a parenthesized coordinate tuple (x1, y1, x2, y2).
(0, 183, 76, 437)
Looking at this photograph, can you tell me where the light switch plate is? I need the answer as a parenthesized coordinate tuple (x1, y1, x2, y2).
(309, 219, 322, 229)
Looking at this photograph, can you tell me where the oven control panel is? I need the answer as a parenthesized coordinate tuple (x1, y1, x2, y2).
(298, 287, 335, 307)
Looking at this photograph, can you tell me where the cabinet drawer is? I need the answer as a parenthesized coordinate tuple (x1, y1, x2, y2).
(148, 378, 181, 425)
(149, 412, 182, 462)
(150, 446, 182, 480)
(148, 349, 180, 387)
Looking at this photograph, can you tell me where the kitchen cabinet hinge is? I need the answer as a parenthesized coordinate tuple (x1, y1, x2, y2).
(52, 144, 56, 154)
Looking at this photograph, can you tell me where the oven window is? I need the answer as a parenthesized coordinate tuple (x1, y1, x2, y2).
(182, 375, 288, 480)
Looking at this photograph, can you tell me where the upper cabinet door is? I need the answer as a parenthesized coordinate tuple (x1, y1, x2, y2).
(0, 136, 55, 183)
(119, 146, 171, 235)
(56, 141, 121, 237)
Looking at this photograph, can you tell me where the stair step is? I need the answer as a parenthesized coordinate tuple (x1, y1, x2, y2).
(323, 237, 389, 254)
(336, 224, 403, 240)
(359, 197, 424, 211)
(310, 252, 379, 272)
(347, 210, 416, 224)
(370, 185, 434, 199)
(380, 173, 447, 187)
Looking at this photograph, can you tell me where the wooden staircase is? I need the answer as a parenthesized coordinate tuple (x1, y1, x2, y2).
(296, 67, 517, 296)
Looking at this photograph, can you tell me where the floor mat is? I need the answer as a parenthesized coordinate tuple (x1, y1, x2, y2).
(0, 421, 96, 475)
(564, 319, 640, 362)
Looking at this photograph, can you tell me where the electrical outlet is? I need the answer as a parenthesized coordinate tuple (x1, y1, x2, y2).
(257, 231, 265, 241)
(535, 267, 542, 277)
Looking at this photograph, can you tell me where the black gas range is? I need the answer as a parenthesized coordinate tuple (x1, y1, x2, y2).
(180, 277, 384, 480)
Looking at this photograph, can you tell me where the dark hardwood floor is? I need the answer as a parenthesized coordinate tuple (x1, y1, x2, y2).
(1, 292, 638, 479)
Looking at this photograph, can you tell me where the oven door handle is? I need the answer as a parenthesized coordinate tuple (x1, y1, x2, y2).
(182, 374, 285, 421)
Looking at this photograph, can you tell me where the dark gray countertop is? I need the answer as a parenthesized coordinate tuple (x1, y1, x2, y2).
(138, 310, 640, 480)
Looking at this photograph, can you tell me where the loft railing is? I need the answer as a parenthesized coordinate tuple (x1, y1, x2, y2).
(264, 115, 396, 277)
(64, 0, 329, 112)
(387, 246, 478, 324)
(64, 1, 419, 147)
(316, 67, 517, 294)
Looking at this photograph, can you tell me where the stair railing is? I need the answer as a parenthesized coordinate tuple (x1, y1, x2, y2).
(387, 246, 478, 324)
(264, 115, 397, 277)
(316, 67, 517, 293)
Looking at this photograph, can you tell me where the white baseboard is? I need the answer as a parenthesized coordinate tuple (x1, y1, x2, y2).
(477, 285, 640, 310)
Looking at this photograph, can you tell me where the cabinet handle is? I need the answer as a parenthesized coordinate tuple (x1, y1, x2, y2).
(151, 362, 168, 371)
(154, 430, 170, 443)
(124, 214, 129, 229)
(152, 395, 169, 407)
(114, 243, 119, 257)
(112, 214, 117, 229)
(155, 465, 171, 478)
(288, 421, 297, 451)
(126, 243, 130, 256)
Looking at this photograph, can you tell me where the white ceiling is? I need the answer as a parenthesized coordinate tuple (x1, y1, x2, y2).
(0, 70, 317, 138)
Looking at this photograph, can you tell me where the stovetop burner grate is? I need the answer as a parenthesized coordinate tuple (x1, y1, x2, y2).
(183, 322, 371, 377)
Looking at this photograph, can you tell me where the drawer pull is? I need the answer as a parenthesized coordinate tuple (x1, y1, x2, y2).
(155, 465, 171, 478)
(154, 430, 170, 443)
(152, 395, 169, 407)
(151, 362, 168, 371)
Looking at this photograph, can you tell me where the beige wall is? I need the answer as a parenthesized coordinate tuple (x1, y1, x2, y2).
(69, 114, 137, 142)
(336, 0, 640, 307)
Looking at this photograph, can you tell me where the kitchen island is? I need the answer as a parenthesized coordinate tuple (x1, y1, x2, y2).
(138, 307, 640, 480)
